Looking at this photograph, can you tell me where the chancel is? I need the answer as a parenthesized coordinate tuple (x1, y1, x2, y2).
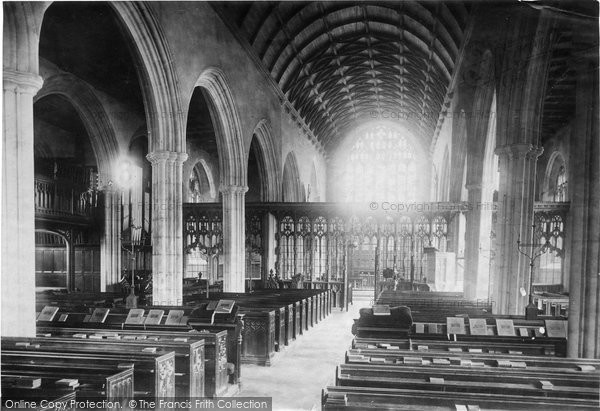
(2, 0, 599, 410)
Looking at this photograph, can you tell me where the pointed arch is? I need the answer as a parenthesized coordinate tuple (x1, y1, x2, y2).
(282, 152, 303, 202)
(251, 119, 282, 201)
(34, 73, 119, 182)
(195, 68, 246, 188)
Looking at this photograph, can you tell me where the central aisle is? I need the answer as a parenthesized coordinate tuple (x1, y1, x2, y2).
(237, 292, 370, 411)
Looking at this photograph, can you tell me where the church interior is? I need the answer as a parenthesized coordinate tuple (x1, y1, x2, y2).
(2, 0, 599, 409)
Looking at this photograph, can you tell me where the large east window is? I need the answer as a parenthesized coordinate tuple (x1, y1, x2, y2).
(340, 125, 418, 202)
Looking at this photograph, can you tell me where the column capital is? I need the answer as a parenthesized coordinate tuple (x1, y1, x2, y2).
(3, 69, 43, 93)
(219, 184, 248, 195)
(494, 143, 543, 160)
(146, 150, 188, 164)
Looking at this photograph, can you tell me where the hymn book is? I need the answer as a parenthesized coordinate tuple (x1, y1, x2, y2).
(37, 306, 59, 322)
(125, 309, 145, 324)
(165, 310, 185, 325)
(89, 308, 110, 323)
(446, 317, 466, 335)
(495, 319, 515, 336)
(372, 305, 391, 316)
(468, 318, 487, 336)
(145, 309, 165, 325)
(215, 300, 236, 314)
(545, 320, 567, 338)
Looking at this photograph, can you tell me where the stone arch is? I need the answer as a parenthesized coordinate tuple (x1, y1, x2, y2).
(3, 2, 47, 73)
(188, 158, 219, 202)
(282, 152, 303, 202)
(21, 2, 185, 153)
(34, 73, 119, 182)
(543, 151, 568, 201)
(195, 68, 246, 189)
(250, 119, 282, 201)
(110, 2, 184, 153)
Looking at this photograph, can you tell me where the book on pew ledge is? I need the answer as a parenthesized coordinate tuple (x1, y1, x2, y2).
(89, 334, 104, 340)
(145, 309, 165, 325)
(125, 309, 145, 324)
(429, 377, 445, 384)
(15, 341, 31, 347)
(123, 335, 137, 340)
(165, 310, 185, 325)
(56, 379, 79, 389)
(467, 348, 482, 353)
(446, 317, 466, 335)
(460, 359, 472, 367)
(518, 327, 530, 337)
(37, 306, 60, 322)
(448, 347, 462, 352)
(387, 345, 400, 350)
(73, 333, 87, 339)
(539, 380, 554, 390)
(415, 323, 425, 333)
(468, 319, 487, 336)
(370, 357, 386, 364)
(433, 358, 451, 365)
(496, 360, 512, 367)
(404, 357, 422, 365)
(495, 319, 515, 336)
(5, 377, 42, 389)
(545, 319, 568, 338)
(577, 365, 596, 372)
(142, 347, 157, 353)
(58, 314, 69, 322)
(174, 337, 188, 342)
(348, 355, 368, 363)
(117, 363, 135, 369)
(508, 350, 523, 355)
(417, 345, 429, 351)
(378, 343, 391, 348)
(511, 361, 527, 368)
(89, 308, 110, 323)
(372, 304, 391, 316)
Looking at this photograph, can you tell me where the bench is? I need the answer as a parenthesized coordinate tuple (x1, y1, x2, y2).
(2, 347, 175, 401)
(36, 327, 232, 398)
(3, 336, 203, 398)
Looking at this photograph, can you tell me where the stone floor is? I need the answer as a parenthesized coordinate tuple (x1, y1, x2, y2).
(237, 292, 372, 411)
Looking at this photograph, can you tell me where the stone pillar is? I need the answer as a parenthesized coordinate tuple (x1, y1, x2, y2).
(262, 212, 277, 284)
(567, 54, 599, 358)
(464, 184, 482, 300)
(100, 188, 122, 292)
(2, 69, 43, 337)
(221, 185, 248, 292)
(492, 144, 543, 315)
(147, 151, 188, 305)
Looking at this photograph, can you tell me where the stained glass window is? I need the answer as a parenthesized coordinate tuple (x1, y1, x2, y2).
(341, 125, 418, 202)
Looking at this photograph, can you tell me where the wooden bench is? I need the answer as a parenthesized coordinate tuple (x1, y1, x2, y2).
(345, 347, 600, 373)
(2, 388, 77, 411)
(322, 385, 599, 410)
(3, 336, 203, 398)
(36, 327, 232, 398)
(2, 348, 175, 401)
(336, 363, 599, 400)
(2, 368, 133, 407)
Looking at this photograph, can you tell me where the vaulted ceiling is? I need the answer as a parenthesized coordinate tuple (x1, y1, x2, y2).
(215, 1, 472, 152)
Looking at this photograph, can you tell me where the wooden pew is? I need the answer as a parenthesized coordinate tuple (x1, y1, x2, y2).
(2, 388, 77, 411)
(3, 336, 203, 398)
(345, 348, 600, 373)
(353, 337, 560, 356)
(322, 385, 599, 410)
(2, 368, 133, 408)
(2, 348, 175, 401)
(336, 363, 599, 400)
(36, 327, 232, 398)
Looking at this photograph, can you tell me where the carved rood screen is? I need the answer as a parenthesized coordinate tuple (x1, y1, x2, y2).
(183, 203, 458, 283)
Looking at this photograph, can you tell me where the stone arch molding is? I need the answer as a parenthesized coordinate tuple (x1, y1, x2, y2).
(35, 73, 119, 184)
(282, 151, 303, 202)
(11, 2, 186, 153)
(195, 67, 247, 189)
(251, 119, 282, 201)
